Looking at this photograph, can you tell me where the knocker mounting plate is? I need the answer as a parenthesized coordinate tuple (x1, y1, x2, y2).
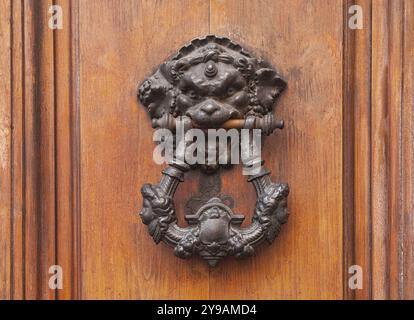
(137, 35, 289, 266)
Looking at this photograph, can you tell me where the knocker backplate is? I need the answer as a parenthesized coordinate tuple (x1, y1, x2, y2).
(137, 35, 289, 266)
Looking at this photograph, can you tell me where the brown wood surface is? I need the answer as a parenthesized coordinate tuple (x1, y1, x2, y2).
(209, 0, 343, 299)
(54, 0, 81, 300)
(343, 0, 372, 300)
(78, 0, 210, 300)
(342, 0, 414, 300)
(402, 0, 414, 300)
(0, 0, 12, 300)
(0, 0, 413, 300)
(370, 0, 411, 299)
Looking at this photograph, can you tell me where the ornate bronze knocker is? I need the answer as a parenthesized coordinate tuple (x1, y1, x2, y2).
(137, 35, 289, 266)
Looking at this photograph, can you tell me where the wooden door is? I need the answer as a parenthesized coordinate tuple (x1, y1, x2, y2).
(1, 0, 413, 300)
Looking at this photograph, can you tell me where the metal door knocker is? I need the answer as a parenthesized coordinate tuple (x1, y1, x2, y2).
(137, 35, 289, 266)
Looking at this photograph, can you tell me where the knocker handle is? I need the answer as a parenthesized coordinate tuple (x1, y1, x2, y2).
(140, 163, 289, 267)
(152, 113, 284, 136)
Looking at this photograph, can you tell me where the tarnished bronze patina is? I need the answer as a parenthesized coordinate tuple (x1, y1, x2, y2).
(137, 35, 289, 266)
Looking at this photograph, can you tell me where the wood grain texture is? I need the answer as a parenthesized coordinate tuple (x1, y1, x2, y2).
(10, 0, 25, 300)
(401, 0, 414, 299)
(343, 0, 372, 300)
(386, 0, 404, 300)
(54, 0, 81, 300)
(79, 0, 210, 299)
(10, 0, 81, 300)
(344, 0, 414, 300)
(0, 0, 12, 300)
(209, 0, 343, 299)
(0, 0, 75, 300)
(23, 0, 57, 300)
(371, 0, 404, 300)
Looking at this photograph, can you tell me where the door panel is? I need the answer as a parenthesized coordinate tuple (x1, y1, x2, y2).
(208, 0, 343, 299)
(79, 0, 343, 299)
(79, 0, 210, 299)
(1, 0, 413, 300)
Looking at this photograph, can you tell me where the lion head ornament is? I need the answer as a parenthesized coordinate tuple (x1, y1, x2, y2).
(138, 35, 286, 129)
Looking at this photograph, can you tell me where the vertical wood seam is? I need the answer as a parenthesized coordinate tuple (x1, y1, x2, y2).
(342, 0, 373, 299)
(368, 0, 373, 299)
(21, 0, 26, 299)
(52, 0, 58, 301)
(21, 0, 57, 299)
(401, 0, 414, 298)
(370, 0, 406, 299)
(54, 0, 82, 299)
(342, 0, 355, 300)
(73, 0, 82, 299)
(9, 0, 14, 300)
(398, 0, 405, 298)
